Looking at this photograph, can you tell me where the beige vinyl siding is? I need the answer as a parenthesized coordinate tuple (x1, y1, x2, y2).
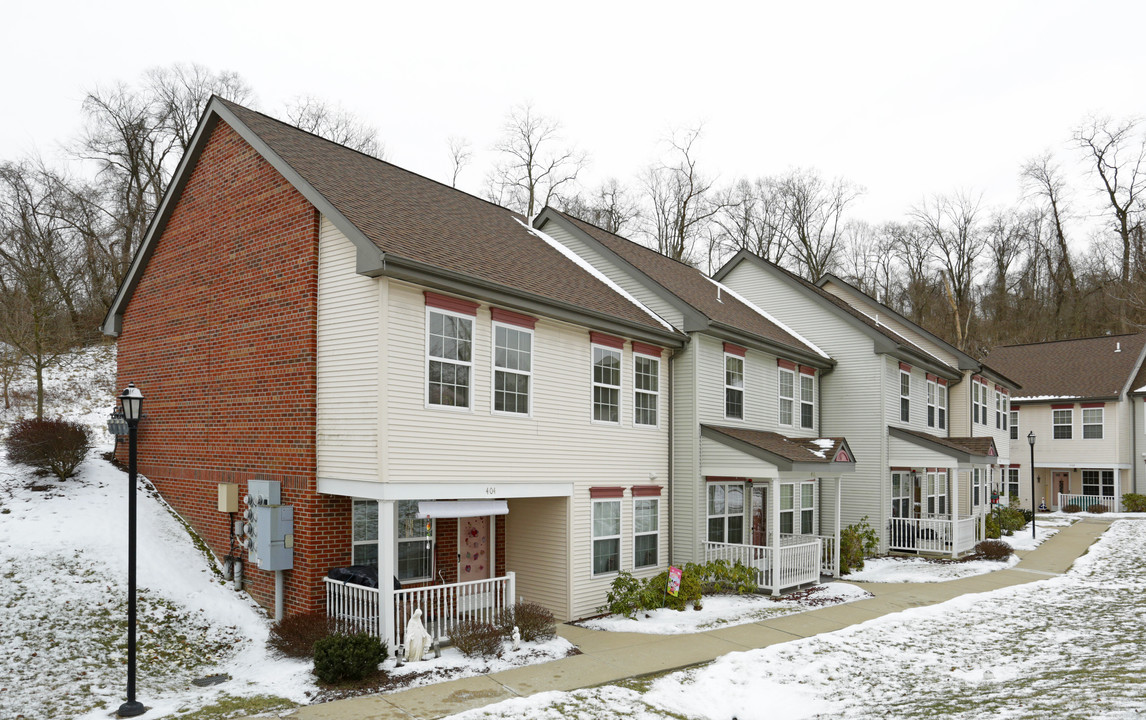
(384, 279, 669, 619)
(672, 337, 702, 564)
(699, 436, 780, 478)
(540, 221, 684, 330)
(948, 374, 972, 436)
(506, 497, 570, 620)
(721, 262, 890, 548)
(1011, 403, 1120, 465)
(888, 435, 956, 468)
(316, 216, 380, 483)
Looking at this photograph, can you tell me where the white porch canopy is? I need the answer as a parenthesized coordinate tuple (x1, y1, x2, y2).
(416, 500, 508, 518)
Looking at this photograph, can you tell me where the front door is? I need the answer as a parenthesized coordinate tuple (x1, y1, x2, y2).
(1054, 471, 1070, 507)
(751, 485, 767, 546)
(458, 515, 491, 583)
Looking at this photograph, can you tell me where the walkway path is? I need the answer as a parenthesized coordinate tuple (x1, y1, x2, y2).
(282, 519, 1111, 720)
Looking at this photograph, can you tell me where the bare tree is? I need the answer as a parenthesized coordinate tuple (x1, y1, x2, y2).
(147, 63, 253, 152)
(486, 103, 587, 218)
(839, 220, 896, 303)
(712, 177, 790, 269)
(560, 178, 641, 236)
(1021, 152, 1077, 297)
(912, 192, 985, 351)
(774, 168, 862, 281)
(286, 96, 385, 158)
(641, 127, 724, 264)
(446, 136, 472, 188)
(886, 221, 935, 325)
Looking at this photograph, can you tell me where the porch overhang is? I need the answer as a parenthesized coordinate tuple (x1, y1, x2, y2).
(888, 427, 997, 469)
(417, 500, 508, 518)
(700, 425, 857, 478)
(317, 478, 574, 500)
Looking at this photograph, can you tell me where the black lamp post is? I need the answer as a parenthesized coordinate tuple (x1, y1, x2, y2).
(1028, 431, 1036, 541)
(118, 383, 145, 718)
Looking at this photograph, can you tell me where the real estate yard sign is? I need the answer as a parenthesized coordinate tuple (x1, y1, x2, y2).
(667, 566, 682, 597)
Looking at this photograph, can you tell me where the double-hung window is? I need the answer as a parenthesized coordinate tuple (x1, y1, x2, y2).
(899, 370, 910, 422)
(427, 309, 473, 408)
(352, 499, 379, 566)
(592, 499, 621, 575)
(634, 353, 660, 427)
(1007, 468, 1020, 501)
(633, 498, 659, 568)
(995, 391, 1003, 429)
(972, 379, 988, 425)
(592, 345, 622, 423)
(725, 353, 745, 420)
(972, 468, 982, 507)
(707, 482, 744, 544)
(397, 499, 434, 581)
(1083, 407, 1104, 439)
(778, 365, 795, 426)
(493, 322, 532, 415)
(927, 380, 937, 428)
(778, 483, 816, 534)
(924, 471, 947, 516)
(1082, 469, 1115, 498)
(1053, 408, 1073, 439)
(891, 473, 911, 518)
(937, 382, 947, 429)
(1010, 410, 1019, 440)
(799, 371, 815, 429)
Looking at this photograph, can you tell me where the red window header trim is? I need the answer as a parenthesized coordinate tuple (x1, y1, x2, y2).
(899, 362, 912, 372)
(632, 341, 663, 357)
(724, 342, 747, 357)
(926, 373, 938, 382)
(590, 332, 624, 349)
(424, 291, 479, 315)
(705, 476, 749, 483)
(1051, 404, 1075, 410)
(589, 486, 624, 498)
(799, 365, 816, 376)
(1081, 402, 1106, 409)
(938, 378, 948, 387)
(631, 485, 663, 497)
(491, 307, 537, 329)
(777, 359, 797, 371)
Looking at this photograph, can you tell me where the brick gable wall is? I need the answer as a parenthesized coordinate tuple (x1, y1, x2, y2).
(115, 121, 350, 616)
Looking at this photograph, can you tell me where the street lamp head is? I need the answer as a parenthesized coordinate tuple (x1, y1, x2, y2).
(1027, 431, 1036, 447)
(120, 383, 144, 425)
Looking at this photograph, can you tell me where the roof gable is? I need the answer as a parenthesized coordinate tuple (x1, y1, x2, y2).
(984, 333, 1146, 401)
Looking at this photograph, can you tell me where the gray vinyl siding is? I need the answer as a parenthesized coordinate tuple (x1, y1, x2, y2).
(671, 337, 702, 564)
(317, 216, 381, 483)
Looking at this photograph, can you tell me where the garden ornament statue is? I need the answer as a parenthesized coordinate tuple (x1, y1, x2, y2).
(405, 608, 433, 661)
(512, 626, 521, 651)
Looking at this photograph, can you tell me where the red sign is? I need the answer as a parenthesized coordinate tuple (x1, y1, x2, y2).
(667, 566, 683, 597)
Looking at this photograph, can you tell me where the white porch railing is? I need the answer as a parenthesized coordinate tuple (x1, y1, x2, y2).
(1059, 493, 1118, 513)
(889, 516, 979, 555)
(325, 572, 516, 648)
(955, 516, 977, 554)
(704, 539, 821, 593)
(781, 533, 837, 576)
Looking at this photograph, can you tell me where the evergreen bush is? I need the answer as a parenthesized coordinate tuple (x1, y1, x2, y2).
(1123, 493, 1146, 512)
(840, 516, 880, 575)
(312, 632, 386, 684)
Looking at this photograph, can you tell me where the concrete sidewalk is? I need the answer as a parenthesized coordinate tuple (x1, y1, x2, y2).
(281, 518, 1110, 720)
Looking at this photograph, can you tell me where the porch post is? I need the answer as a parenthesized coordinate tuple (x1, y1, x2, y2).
(770, 477, 781, 594)
(950, 468, 960, 559)
(980, 467, 988, 540)
(834, 477, 841, 577)
(378, 500, 396, 653)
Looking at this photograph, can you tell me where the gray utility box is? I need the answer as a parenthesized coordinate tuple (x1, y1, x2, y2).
(253, 504, 294, 571)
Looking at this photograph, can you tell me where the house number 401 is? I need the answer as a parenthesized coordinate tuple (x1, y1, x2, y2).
(485, 487, 497, 495)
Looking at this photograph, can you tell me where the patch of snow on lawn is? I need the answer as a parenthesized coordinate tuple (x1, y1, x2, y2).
(385, 636, 576, 690)
(998, 519, 1067, 551)
(579, 583, 872, 634)
(843, 555, 1018, 583)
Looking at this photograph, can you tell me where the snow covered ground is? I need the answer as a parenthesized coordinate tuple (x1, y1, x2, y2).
(448, 520, 1146, 720)
(844, 554, 1019, 582)
(579, 583, 872, 634)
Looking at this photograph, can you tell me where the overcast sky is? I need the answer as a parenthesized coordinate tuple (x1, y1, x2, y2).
(4, 1, 1144, 231)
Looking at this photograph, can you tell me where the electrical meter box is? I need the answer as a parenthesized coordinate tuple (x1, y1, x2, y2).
(253, 504, 294, 571)
(244, 480, 285, 567)
(217, 483, 239, 513)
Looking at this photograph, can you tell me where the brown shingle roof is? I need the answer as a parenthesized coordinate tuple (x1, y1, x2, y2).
(703, 425, 852, 464)
(892, 428, 998, 461)
(546, 210, 823, 358)
(982, 334, 1146, 401)
(218, 100, 672, 334)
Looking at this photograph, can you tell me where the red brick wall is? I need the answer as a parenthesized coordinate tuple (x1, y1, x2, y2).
(115, 120, 347, 616)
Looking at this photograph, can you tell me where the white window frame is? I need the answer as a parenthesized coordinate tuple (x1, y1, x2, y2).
(927, 380, 937, 428)
(891, 472, 911, 518)
(972, 379, 988, 425)
(1082, 469, 1115, 498)
(707, 482, 745, 544)
(397, 499, 434, 582)
(633, 353, 660, 428)
(426, 307, 474, 411)
(924, 471, 948, 517)
(1010, 410, 1019, 440)
(1082, 407, 1104, 439)
(995, 390, 1003, 429)
(591, 344, 622, 424)
(1007, 468, 1020, 500)
(633, 498, 659, 569)
(592, 499, 622, 576)
(1053, 409, 1073, 440)
(899, 370, 911, 423)
(973, 468, 982, 507)
(725, 353, 745, 421)
(491, 321, 533, 417)
(778, 366, 795, 426)
(937, 382, 947, 430)
(799, 371, 815, 429)
(799, 481, 816, 535)
(352, 498, 379, 567)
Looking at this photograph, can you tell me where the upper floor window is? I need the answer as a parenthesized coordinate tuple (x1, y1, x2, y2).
(1010, 410, 1018, 440)
(427, 309, 473, 409)
(634, 353, 660, 427)
(493, 323, 532, 416)
(927, 380, 936, 427)
(972, 379, 988, 425)
(937, 382, 946, 430)
(1053, 408, 1073, 439)
(592, 345, 622, 423)
(799, 370, 815, 429)
(725, 354, 745, 420)
(995, 390, 1003, 429)
(778, 366, 795, 425)
(1082, 407, 1104, 439)
(899, 370, 910, 422)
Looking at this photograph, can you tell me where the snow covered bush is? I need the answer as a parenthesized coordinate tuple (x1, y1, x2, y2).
(4, 417, 91, 480)
(312, 632, 386, 684)
(269, 611, 341, 658)
(975, 539, 1013, 560)
(1123, 493, 1146, 512)
(497, 601, 556, 642)
(450, 619, 503, 659)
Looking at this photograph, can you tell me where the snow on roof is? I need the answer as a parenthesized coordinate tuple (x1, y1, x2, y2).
(809, 438, 836, 459)
(703, 277, 830, 359)
(520, 220, 675, 332)
(1012, 395, 1083, 402)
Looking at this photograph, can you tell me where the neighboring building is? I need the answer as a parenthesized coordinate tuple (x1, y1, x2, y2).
(101, 97, 686, 646)
(714, 252, 1007, 556)
(535, 209, 856, 588)
(983, 333, 1146, 512)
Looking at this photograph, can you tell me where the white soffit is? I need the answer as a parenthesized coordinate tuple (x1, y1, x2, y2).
(417, 500, 509, 518)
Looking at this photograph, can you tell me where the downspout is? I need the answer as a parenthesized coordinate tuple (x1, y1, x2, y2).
(667, 348, 675, 567)
(1133, 395, 1139, 494)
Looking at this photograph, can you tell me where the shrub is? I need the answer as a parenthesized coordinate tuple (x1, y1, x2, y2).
(690, 559, 757, 595)
(4, 417, 91, 480)
(497, 601, 556, 642)
(1123, 493, 1146, 513)
(985, 512, 1001, 539)
(975, 539, 1013, 561)
(450, 620, 503, 659)
(999, 504, 1027, 534)
(840, 516, 880, 575)
(602, 571, 644, 618)
(312, 632, 386, 684)
(644, 566, 704, 611)
(1062, 503, 1082, 514)
(269, 611, 341, 658)
(1087, 504, 1108, 514)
